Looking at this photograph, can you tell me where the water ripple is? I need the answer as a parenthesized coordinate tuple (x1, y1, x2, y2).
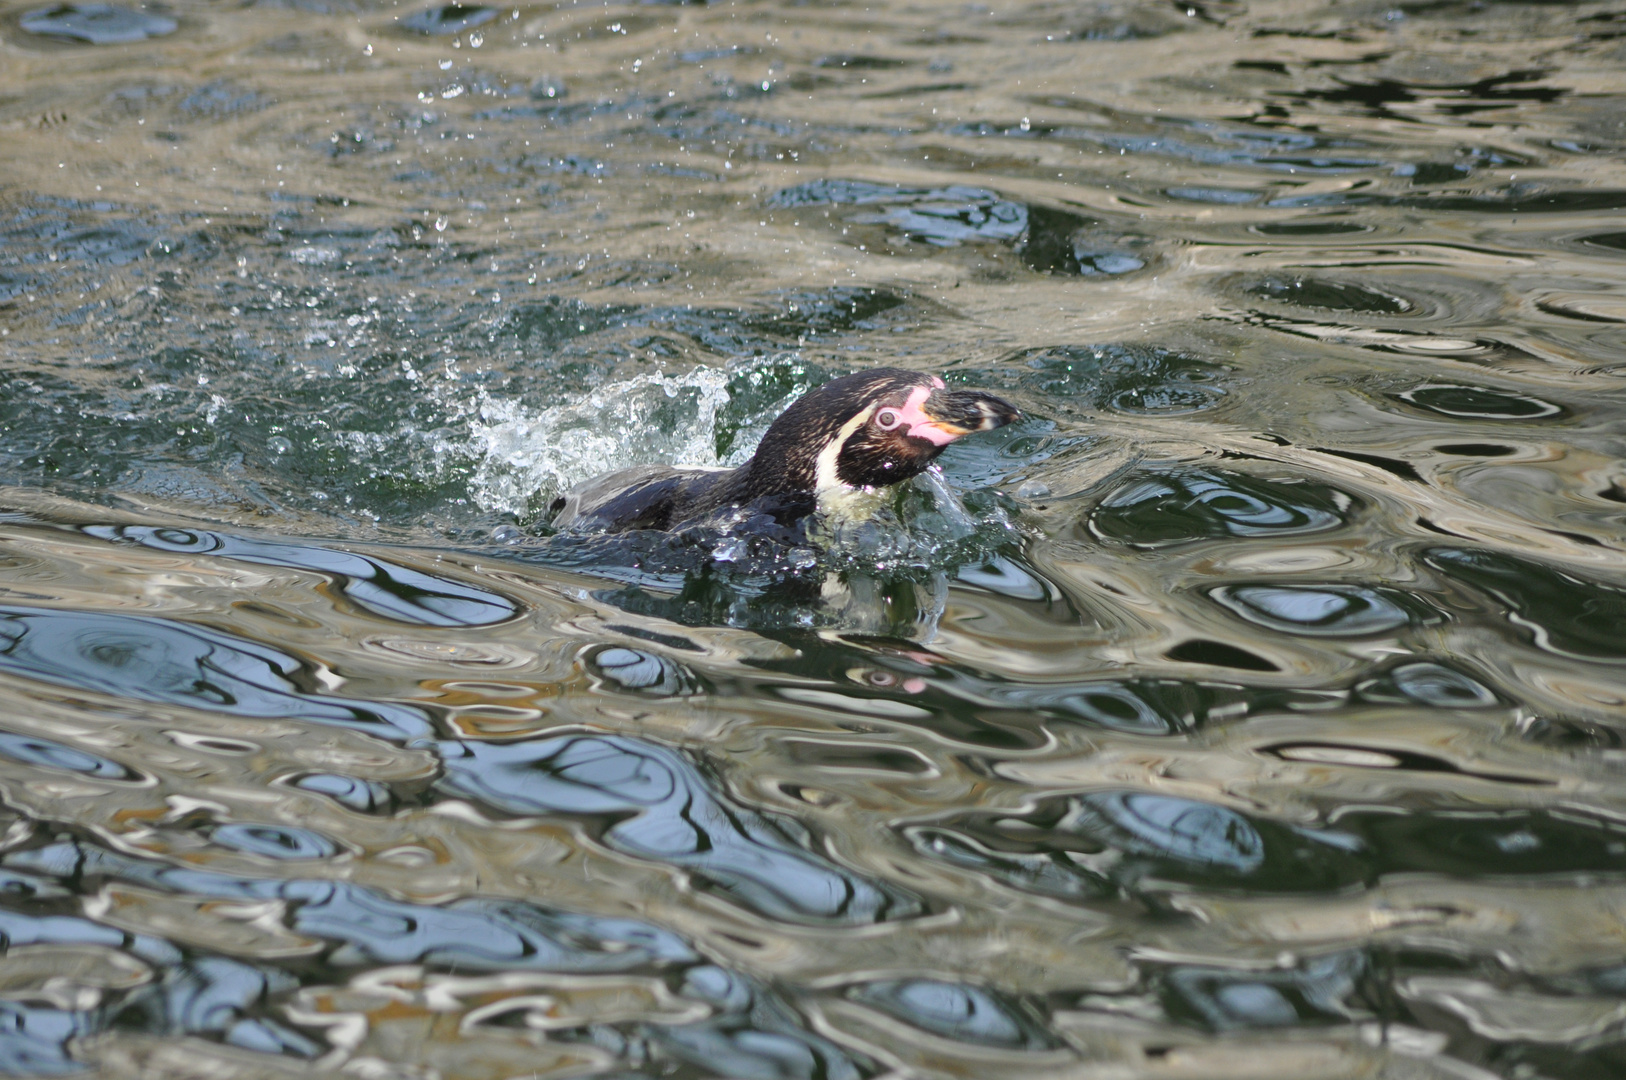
(438, 734, 921, 924)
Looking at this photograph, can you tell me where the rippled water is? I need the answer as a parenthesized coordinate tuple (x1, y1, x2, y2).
(1, 0, 1625, 1074)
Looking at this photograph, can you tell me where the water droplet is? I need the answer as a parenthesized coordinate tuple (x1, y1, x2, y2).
(434, 216, 448, 232)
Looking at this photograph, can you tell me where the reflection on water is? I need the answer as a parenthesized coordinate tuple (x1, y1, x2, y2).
(962, 343, 1231, 417)
(1161, 951, 1365, 1033)
(913, 791, 1626, 902)
(1089, 467, 1356, 547)
(0, 603, 435, 742)
(1428, 546, 1626, 660)
(850, 978, 1057, 1051)
(438, 733, 920, 924)
(19, 4, 174, 45)
(1210, 583, 1438, 637)
(3, 0, 1626, 1073)
(86, 525, 519, 627)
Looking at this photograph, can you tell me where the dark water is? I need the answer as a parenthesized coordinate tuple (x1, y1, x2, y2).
(1, 0, 1625, 1075)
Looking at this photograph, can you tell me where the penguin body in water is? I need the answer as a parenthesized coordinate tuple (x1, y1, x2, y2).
(550, 368, 1019, 534)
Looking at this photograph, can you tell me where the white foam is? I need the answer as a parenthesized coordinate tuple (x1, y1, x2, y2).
(461, 366, 749, 517)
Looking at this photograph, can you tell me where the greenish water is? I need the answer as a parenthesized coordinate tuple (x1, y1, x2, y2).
(1, 0, 1625, 1075)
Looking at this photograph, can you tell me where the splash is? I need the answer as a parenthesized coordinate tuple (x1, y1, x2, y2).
(811, 465, 1021, 576)
(461, 366, 760, 519)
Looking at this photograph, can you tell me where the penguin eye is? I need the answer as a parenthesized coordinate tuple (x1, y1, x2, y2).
(874, 409, 903, 430)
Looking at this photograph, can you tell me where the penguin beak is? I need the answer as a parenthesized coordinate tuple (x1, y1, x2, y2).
(904, 387, 1022, 446)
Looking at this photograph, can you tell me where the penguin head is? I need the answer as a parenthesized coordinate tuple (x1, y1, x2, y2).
(748, 368, 1021, 496)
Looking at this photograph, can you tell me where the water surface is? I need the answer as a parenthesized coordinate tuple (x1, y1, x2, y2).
(2, 0, 1626, 1075)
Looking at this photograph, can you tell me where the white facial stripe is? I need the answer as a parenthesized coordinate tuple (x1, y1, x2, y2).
(813, 404, 876, 494)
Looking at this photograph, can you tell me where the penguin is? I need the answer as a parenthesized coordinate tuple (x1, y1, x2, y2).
(549, 367, 1020, 534)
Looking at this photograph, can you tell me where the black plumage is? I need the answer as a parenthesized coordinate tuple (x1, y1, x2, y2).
(550, 368, 1020, 534)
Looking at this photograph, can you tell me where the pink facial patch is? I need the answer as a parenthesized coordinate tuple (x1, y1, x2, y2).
(893, 385, 958, 446)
